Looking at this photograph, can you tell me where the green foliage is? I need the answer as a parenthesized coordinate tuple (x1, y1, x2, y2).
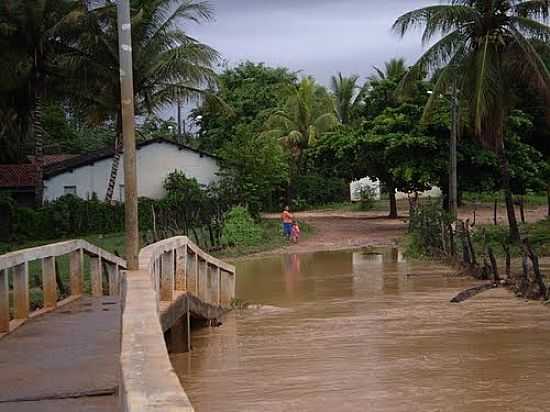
(406, 201, 452, 257)
(194, 61, 297, 153)
(217, 124, 289, 215)
(221, 207, 262, 247)
(293, 175, 348, 210)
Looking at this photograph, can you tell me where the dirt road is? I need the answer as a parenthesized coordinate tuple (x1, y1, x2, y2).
(258, 204, 548, 257)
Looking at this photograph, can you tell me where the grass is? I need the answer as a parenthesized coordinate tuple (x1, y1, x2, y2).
(213, 219, 314, 259)
(471, 218, 550, 257)
(462, 191, 548, 207)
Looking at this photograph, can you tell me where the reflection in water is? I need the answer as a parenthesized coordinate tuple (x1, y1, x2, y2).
(172, 249, 550, 412)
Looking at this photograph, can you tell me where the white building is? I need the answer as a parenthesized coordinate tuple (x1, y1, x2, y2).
(43, 138, 220, 202)
(350, 176, 442, 202)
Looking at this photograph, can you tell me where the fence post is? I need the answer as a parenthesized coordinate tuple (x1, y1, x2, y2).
(69, 249, 84, 296)
(175, 246, 187, 291)
(107, 263, 120, 296)
(42, 256, 57, 308)
(217, 267, 221, 305)
(198, 259, 208, 302)
(0, 269, 9, 333)
(160, 250, 175, 301)
(90, 255, 102, 297)
(13, 262, 29, 320)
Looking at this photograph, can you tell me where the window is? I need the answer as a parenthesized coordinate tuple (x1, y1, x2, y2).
(119, 185, 125, 202)
(64, 186, 77, 196)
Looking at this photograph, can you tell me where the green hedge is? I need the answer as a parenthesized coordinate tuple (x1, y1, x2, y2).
(293, 175, 348, 209)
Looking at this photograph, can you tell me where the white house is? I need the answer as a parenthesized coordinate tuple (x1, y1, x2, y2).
(350, 176, 442, 202)
(43, 138, 220, 202)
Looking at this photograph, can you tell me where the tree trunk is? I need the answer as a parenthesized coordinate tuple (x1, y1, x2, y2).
(547, 187, 550, 217)
(519, 195, 526, 224)
(32, 95, 45, 207)
(496, 145, 520, 242)
(105, 113, 123, 202)
(388, 185, 398, 218)
(493, 198, 498, 225)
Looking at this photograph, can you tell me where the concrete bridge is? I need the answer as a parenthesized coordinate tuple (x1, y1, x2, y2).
(0, 237, 236, 411)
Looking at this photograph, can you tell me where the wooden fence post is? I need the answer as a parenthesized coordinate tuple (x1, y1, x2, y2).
(13, 262, 29, 320)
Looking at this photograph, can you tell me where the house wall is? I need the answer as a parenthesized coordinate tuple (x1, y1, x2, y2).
(43, 142, 219, 202)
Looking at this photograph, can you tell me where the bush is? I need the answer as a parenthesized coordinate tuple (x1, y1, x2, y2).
(293, 175, 348, 209)
(357, 186, 376, 211)
(221, 207, 262, 247)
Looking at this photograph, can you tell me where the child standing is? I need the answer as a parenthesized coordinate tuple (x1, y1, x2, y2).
(290, 221, 301, 243)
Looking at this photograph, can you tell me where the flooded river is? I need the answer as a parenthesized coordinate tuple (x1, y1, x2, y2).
(171, 249, 550, 411)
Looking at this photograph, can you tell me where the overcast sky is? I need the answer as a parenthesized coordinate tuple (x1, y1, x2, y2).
(188, 0, 436, 84)
(170, 0, 437, 119)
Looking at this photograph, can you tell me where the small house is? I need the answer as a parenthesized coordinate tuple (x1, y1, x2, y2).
(43, 138, 220, 202)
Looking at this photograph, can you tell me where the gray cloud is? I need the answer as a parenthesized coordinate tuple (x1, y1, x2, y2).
(186, 0, 436, 83)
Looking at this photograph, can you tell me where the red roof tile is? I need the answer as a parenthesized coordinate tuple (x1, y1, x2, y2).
(28, 154, 78, 166)
(0, 164, 39, 188)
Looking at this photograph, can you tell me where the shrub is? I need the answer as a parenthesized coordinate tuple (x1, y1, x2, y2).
(293, 174, 348, 209)
(221, 207, 262, 247)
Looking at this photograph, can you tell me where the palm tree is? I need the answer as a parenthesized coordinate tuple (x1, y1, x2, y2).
(0, 0, 86, 203)
(71, 0, 219, 201)
(330, 73, 366, 125)
(369, 57, 408, 82)
(394, 0, 550, 241)
(264, 77, 338, 198)
(264, 77, 338, 165)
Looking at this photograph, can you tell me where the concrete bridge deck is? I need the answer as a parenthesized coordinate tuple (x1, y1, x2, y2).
(0, 236, 236, 411)
(0, 296, 121, 412)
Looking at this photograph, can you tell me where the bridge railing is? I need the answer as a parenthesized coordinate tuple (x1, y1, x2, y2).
(120, 236, 236, 411)
(0, 239, 127, 336)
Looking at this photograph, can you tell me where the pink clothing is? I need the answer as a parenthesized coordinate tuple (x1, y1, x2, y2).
(291, 224, 301, 243)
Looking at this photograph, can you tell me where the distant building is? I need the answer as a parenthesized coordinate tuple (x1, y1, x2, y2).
(350, 177, 442, 202)
(43, 138, 220, 202)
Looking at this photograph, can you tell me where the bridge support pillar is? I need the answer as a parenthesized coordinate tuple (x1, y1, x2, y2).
(220, 270, 234, 306)
(106, 263, 120, 296)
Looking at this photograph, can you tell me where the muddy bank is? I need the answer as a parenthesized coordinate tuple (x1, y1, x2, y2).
(253, 205, 548, 259)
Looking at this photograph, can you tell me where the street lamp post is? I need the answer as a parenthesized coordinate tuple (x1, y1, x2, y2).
(117, 0, 139, 270)
(428, 86, 459, 220)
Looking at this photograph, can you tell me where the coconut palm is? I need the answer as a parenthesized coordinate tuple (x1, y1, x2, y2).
(394, 0, 550, 241)
(369, 57, 408, 82)
(264, 77, 338, 165)
(0, 0, 86, 202)
(330, 73, 367, 125)
(72, 0, 219, 201)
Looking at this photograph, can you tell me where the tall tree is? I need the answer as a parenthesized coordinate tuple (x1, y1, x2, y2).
(330, 73, 366, 125)
(394, 0, 550, 241)
(263, 77, 338, 197)
(73, 0, 219, 201)
(0, 0, 86, 202)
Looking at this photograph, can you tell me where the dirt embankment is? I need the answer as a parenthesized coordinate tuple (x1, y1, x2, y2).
(257, 205, 548, 258)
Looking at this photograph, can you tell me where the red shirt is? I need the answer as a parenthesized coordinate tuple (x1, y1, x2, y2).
(282, 210, 293, 223)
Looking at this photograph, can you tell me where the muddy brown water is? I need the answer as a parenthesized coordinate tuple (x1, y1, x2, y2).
(171, 249, 550, 412)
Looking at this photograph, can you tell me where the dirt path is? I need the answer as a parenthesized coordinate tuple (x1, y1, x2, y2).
(254, 205, 548, 258)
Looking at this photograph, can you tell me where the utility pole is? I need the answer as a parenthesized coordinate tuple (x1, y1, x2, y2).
(117, 0, 139, 270)
(449, 85, 459, 220)
(177, 99, 182, 142)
